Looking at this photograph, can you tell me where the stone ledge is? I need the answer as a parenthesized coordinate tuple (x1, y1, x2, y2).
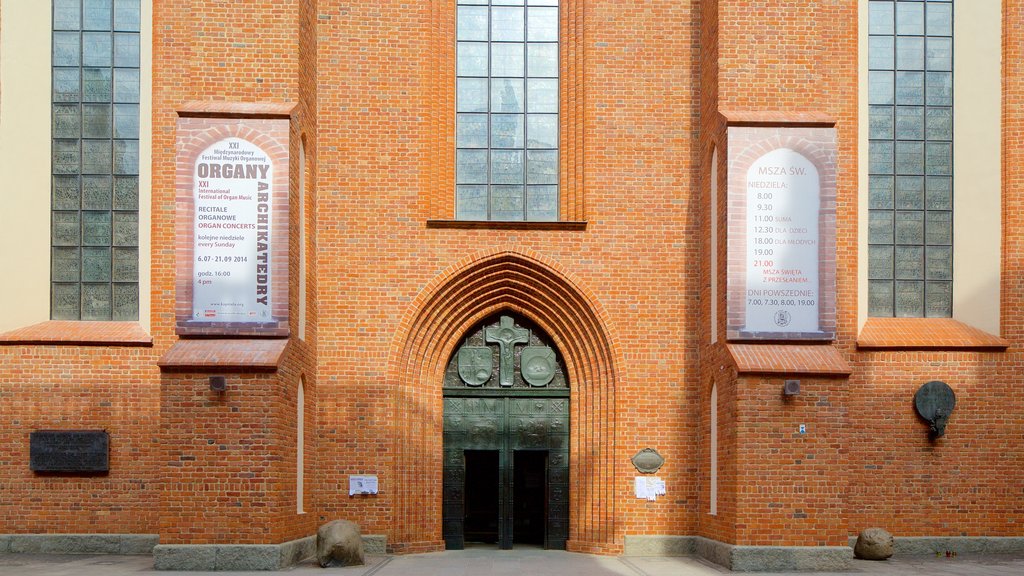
(698, 536, 852, 572)
(727, 343, 851, 376)
(728, 543, 852, 572)
(177, 101, 297, 119)
(154, 536, 315, 571)
(857, 318, 1008, 350)
(426, 220, 588, 231)
(623, 535, 695, 556)
(157, 338, 288, 372)
(623, 535, 852, 572)
(2, 534, 157, 555)
(363, 534, 388, 555)
(848, 535, 1024, 556)
(0, 321, 152, 347)
(720, 110, 837, 127)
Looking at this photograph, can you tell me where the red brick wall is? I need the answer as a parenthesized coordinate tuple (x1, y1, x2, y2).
(0, 345, 160, 534)
(150, 0, 317, 546)
(311, 0, 701, 553)
(734, 376, 850, 547)
(700, 0, 854, 548)
(697, 0, 1024, 548)
(2, 0, 1024, 555)
(845, 352, 1024, 537)
(836, 0, 1024, 541)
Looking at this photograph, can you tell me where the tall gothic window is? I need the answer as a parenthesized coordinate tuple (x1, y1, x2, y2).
(455, 0, 560, 221)
(868, 0, 953, 317)
(51, 0, 141, 320)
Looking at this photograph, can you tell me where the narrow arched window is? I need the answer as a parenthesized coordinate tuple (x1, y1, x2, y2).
(298, 139, 307, 341)
(709, 383, 718, 516)
(297, 376, 306, 514)
(710, 146, 719, 344)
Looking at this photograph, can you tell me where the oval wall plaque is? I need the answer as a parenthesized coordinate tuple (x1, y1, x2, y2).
(521, 346, 556, 387)
(914, 380, 956, 439)
(631, 448, 665, 474)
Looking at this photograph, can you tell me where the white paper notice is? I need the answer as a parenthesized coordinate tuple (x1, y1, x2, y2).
(349, 475, 379, 496)
(634, 476, 648, 499)
(744, 148, 820, 333)
(192, 137, 273, 323)
(635, 476, 667, 501)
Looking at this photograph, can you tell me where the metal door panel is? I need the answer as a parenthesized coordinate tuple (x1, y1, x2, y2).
(443, 394, 569, 550)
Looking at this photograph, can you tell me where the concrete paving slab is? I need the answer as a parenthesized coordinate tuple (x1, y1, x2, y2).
(1, 549, 1024, 576)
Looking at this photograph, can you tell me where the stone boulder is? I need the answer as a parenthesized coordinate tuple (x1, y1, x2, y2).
(316, 520, 365, 567)
(854, 528, 894, 560)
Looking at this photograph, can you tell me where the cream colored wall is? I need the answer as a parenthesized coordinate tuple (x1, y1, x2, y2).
(952, 0, 1000, 334)
(857, 0, 869, 330)
(0, 0, 152, 332)
(858, 0, 1002, 334)
(138, 0, 152, 330)
(0, 0, 51, 331)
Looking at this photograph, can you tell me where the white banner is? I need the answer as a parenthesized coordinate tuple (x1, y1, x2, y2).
(744, 148, 820, 333)
(191, 137, 273, 323)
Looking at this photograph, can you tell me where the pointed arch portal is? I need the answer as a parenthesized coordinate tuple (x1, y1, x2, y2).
(387, 249, 620, 554)
(442, 313, 569, 550)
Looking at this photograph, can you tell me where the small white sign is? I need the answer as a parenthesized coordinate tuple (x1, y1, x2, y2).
(348, 475, 379, 496)
(634, 476, 667, 502)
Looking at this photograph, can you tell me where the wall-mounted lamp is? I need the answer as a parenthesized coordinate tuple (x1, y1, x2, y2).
(209, 375, 227, 393)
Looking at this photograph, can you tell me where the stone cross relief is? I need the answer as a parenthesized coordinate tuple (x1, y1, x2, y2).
(485, 316, 530, 387)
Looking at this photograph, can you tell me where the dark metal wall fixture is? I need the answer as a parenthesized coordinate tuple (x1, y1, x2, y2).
(914, 380, 956, 440)
(30, 430, 110, 473)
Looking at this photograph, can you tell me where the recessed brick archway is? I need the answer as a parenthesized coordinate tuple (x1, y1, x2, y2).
(385, 248, 620, 554)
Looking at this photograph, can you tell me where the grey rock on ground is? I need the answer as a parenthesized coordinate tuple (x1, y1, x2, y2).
(316, 520, 366, 567)
(855, 528, 895, 560)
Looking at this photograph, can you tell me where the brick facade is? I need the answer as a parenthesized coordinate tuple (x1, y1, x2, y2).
(0, 0, 1021, 561)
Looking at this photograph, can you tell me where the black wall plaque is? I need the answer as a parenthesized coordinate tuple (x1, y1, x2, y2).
(914, 381, 956, 440)
(30, 430, 109, 473)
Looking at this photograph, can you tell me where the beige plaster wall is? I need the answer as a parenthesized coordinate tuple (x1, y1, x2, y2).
(858, 0, 1002, 333)
(138, 0, 153, 330)
(951, 0, 1001, 334)
(0, 0, 51, 331)
(0, 0, 152, 332)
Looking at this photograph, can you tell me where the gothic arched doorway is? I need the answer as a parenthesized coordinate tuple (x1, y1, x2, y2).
(442, 313, 569, 550)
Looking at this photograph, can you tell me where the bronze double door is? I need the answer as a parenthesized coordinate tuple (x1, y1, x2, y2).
(442, 393, 569, 550)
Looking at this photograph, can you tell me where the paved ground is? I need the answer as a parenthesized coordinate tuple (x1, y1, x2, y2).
(1, 548, 1023, 576)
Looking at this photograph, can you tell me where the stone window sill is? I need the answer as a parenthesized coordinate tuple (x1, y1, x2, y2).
(158, 338, 288, 372)
(726, 343, 851, 377)
(0, 321, 152, 347)
(426, 220, 587, 231)
(857, 318, 1008, 351)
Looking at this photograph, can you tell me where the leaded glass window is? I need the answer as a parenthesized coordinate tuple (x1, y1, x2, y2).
(51, 0, 140, 320)
(868, 0, 952, 317)
(456, 0, 559, 221)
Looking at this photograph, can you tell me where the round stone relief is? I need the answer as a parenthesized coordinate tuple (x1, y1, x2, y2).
(521, 346, 556, 387)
